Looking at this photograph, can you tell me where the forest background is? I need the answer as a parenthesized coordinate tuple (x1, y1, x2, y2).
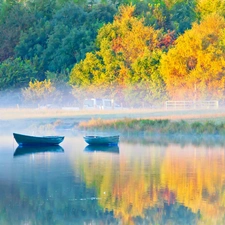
(0, 0, 225, 108)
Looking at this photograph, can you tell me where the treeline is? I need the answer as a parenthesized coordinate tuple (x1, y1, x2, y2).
(0, 0, 118, 106)
(1, 0, 225, 107)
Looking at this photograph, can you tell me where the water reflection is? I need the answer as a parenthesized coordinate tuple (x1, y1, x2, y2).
(84, 145, 119, 154)
(1, 135, 225, 224)
(74, 142, 225, 224)
(13, 145, 64, 157)
(122, 134, 225, 147)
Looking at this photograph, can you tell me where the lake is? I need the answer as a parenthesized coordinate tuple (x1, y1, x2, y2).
(0, 133, 225, 225)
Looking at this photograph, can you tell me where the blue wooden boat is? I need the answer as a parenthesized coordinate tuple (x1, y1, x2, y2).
(13, 133, 64, 146)
(83, 135, 119, 146)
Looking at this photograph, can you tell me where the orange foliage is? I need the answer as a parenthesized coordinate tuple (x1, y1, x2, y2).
(158, 30, 176, 48)
(110, 5, 160, 65)
(160, 13, 225, 101)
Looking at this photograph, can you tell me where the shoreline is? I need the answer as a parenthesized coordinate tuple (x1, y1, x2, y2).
(0, 107, 225, 121)
(1, 108, 225, 136)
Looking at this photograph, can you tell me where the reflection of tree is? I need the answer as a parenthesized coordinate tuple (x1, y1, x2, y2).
(122, 134, 225, 148)
(76, 144, 225, 224)
(161, 146, 225, 223)
(77, 146, 166, 224)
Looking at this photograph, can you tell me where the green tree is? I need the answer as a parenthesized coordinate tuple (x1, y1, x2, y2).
(25, 0, 56, 20)
(143, 1, 172, 31)
(15, 2, 116, 81)
(170, 0, 197, 34)
(0, 3, 35, 62)
(0, 58, 37, 90)
(15, 18, 52, 80)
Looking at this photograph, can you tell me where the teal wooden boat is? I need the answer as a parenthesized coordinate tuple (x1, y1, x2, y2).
(13, 133, 64, 146)
(83, 135, 119, 146)
(14, 145, 64, 157)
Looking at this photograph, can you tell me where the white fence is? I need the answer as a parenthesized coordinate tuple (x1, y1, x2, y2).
(83, 98, 121, 109)
(165, 101, 219, 110)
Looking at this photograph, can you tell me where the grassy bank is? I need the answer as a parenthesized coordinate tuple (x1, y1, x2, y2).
(79, 118, 225, 135)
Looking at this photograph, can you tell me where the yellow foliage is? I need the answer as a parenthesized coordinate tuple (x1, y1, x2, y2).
(197, 0, 225, 18)
(160, 13, 225, 101)
(22, 79, 56, 102)
(70, 4, 162, 104)
(116, 4, 136, 20)
(112, 6, 159, 64)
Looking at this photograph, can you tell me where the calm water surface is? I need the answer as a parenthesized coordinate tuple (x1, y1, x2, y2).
(0, 134, 225, 225)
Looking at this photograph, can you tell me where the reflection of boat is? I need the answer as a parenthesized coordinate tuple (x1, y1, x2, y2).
(83, 135, 119, 146)
(84, 145, 119, 154)
(13, 133, 64, 146)
(13, 145, 64, 157)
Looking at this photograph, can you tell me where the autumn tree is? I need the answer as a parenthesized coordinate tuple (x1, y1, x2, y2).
(22, 79, 60, 106)
(70, 5, 167, 107)
(160, 13, 225, 101)
(196, 0, 225, 19)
